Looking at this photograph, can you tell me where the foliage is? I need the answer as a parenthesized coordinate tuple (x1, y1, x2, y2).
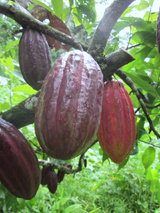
(0, 0, 160, 212)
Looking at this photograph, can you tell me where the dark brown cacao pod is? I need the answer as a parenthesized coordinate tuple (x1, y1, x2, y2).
(47, 171, 58, 194)
(0, 118, 41, 199)
(57, 163, 72, 183)
(57, 170, 65, 183)
(35, 50, 104, 160)
(19, 27, 51, 90)
(41, 166, 51, 185)
(97, 80, 136, 164)
(157, 8, 160, 54)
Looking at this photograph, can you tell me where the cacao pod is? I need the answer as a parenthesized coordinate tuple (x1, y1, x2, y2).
(57, 163, 72, 183)
(47, 171, 58, 194)
(41, 166, 51, 185)
(157, 8, 160, 54)
(19, 27, 51, 90)
(35, 50, 104, 160)
(97, 80, 136, 164)
(0, 118, 41, 199)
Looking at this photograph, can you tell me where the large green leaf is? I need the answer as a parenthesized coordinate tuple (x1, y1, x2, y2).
(30, 0, 53, 12)
(51, 0, 63, 18)
(135, 0, 149, 10)
(123, 72, 159, 98)
(146, 167, 159, 193)
(142, 146, 155, 170)
(131, 31, 156, 48)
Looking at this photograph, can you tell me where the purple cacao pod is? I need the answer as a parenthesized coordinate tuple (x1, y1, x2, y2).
(0, 118, 41, 200)
(41, 166, 51, 185)
(19, 27, 51, 90)
(47, 171, 58, 194)
(35, 50, 104, 160)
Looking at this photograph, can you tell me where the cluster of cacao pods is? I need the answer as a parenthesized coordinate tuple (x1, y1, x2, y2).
(41, 163, 72, 194)
(0, 25, 137, 200)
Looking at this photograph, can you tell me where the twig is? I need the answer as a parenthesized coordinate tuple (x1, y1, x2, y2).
(140, 140, 160, 148)
(38, 152, 86, 174)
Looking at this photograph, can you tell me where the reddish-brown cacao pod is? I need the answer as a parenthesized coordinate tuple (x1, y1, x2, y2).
(0, 118, 41, 200)
(41, 166, 51, 185)
(97, 80, 136, 164)
(35, 50, 104, 160)
(47, 171, 58, 194)
(19, 27, 51, 90)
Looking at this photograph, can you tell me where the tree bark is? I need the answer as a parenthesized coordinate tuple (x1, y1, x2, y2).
(88, 0, 135, 57)
(0, 3, 88, 51)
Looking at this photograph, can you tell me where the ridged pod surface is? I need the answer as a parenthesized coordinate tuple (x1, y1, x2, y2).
(157, 8, 160, 54)
(19, 28, 51, 90)
(35, 50, 104, 160)
(0, 118, 41, 200)
(47, 171, 58, 194)
(97, 80, 136, 164)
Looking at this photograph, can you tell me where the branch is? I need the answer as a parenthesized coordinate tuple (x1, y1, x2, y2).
(38, 153, 86, 174)
(0, 92, 40, 129)
(88, 0, 135, 57)
(0, 2, 88, 51)
(140, 140, 160, 148)
(116, 69, 160, 138)
(98, 48, 135, 79)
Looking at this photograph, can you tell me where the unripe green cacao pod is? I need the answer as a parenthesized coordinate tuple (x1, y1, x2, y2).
(19, 27, 51, 90)
(97, 80, 136, 164)
(0, 118, 41, 199)
(35, 50, 104, 160)
(47, 171, 58, 194)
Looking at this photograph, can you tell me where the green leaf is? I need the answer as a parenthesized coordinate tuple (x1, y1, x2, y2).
(89, 208, 101, 213)
(146, 167, 159, 193)
(12, 85, 37, 95)
(131, 31, 156, 48)
(118, 156, 129, 170)
(149, 0, 154, 6)
(135, 0, 149, 10)
(5, 191, 17, 211)
(158, 151, 160, 162)
(62, 7, 70, 21)
(68, 0, 73, 7)
(123, 72, 159, 99)
(113, 21, 129, 36)
(142, 146, 155, 170)
(52, 0, 63, 18)
(0, 102, 10, 111)
(156, 184, 160, 205)
(30, 0, 53, 12)
(64, 204, 82, 213)
(27, 4, 34, 10)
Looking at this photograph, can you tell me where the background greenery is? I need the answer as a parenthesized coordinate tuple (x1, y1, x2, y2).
(1, 0, 160, 212)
